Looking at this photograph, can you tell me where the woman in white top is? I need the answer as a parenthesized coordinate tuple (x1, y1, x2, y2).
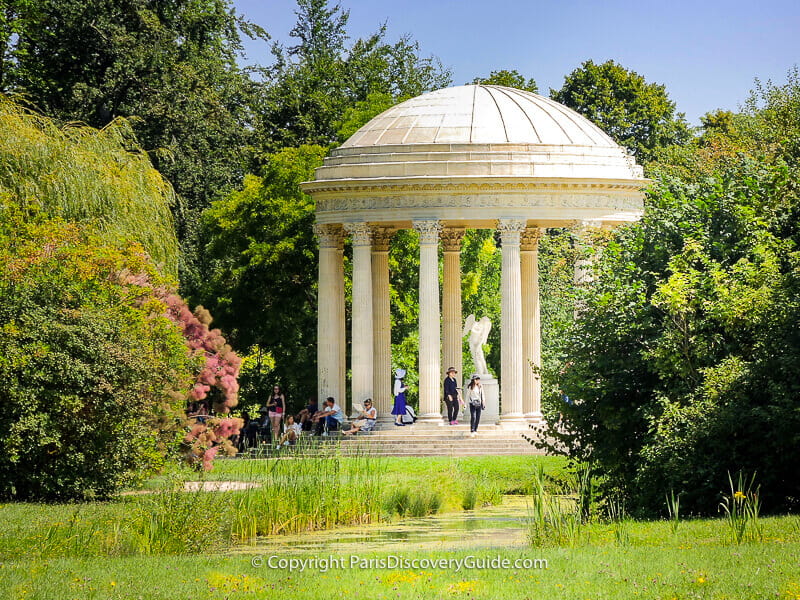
(466, 375, 485, 435)
(343, 399, 378, 435)
(277, 415, 302, 447)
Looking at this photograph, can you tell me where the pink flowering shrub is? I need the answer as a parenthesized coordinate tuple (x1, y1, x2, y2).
(164, 297, 243, 469)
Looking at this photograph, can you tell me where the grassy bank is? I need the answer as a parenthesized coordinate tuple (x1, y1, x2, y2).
(0, 455, 564, 560)
(2, 516, 798, 599)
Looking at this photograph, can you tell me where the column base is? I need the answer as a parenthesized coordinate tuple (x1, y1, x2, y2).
(499, 414, 529, 430)
(416, 413, 446, 424)
(525, 411, 544, 423)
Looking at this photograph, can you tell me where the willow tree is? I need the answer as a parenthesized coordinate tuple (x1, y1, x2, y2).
(0, 95, 178, 275)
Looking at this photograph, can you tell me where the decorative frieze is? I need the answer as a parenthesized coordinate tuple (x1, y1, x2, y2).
(316, 190, 644, 214)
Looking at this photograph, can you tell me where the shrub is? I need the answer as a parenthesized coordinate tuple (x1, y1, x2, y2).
(0, 212, 193, 500)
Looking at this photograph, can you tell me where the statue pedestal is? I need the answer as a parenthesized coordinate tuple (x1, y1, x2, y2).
(464, 374, 499, 425)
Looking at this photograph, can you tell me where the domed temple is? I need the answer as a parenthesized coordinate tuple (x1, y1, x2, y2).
(301, 84, 647, 427)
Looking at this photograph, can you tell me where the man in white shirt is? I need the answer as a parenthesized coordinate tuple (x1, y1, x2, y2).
(313, 397, 345, 435)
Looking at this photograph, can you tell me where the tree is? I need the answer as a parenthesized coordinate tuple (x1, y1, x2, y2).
(255, 0, 451, 152)
(551, 59, 691, 164)
(196, 2, 450, 402)
(0, 212, 193, 500)
(0, 94, 178, 275)
(541, 71, 800, 515)
(470, 69, 538, 93)
(200, 145, 327, 404)
(1, 0, 267, 287)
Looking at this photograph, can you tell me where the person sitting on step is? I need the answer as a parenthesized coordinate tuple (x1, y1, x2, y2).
(312, 397, 344, 436)
(343, 399, 377, 435)
(277, 415, 302, 448)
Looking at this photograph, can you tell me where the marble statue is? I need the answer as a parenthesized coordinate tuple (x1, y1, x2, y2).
(463, 314, 492, 376)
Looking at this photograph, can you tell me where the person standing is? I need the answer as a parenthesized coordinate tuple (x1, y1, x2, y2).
(266, 385, 286, 441)
(392, 369, 408, 426)
(443, 367, 461, 425)
(466, 375, 485, 436)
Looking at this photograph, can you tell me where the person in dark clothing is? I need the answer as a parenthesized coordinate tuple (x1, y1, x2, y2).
(443, 367, 461, 425)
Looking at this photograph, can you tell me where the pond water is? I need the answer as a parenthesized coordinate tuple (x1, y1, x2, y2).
(234, 495, 531, 554)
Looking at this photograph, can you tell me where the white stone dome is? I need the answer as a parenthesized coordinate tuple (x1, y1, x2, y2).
(303, 85, 647, 228)
(342, 84, 618, 148)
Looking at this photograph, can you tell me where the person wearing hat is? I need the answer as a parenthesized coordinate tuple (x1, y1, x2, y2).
(466, 375, 485, 436)
(392, 369, 408, 426)
(443, 367, 461, 425)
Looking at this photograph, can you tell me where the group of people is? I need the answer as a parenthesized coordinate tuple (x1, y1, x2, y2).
(391, 366, 486, 434)
(192, 366, 488, 453)
(236, 386, 381, 450)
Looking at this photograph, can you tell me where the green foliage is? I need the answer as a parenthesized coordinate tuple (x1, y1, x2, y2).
(336, 91, 399, 142)
(0, 212, 193, 500)
(0, 95, 178, 276)
(1, 0, 266, 287)
(256, 0, 451, 152)
(544, 70, 800, 515)
(200, 145, 327, 404)
(551, 59, 691, 164)
(470, 69, 538, 93)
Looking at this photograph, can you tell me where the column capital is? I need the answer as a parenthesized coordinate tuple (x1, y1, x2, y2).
(440, 227, 466, 252)
(370, 226, 396, 252)
(313, 224, 344, 249)
(497, 219, 527, 245)
(520, 227, 544, 252)
(344, 222, 372, 246)
(412, 220, 442, 245)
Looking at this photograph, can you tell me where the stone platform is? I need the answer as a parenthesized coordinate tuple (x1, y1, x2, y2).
(261, 424, 543, 457)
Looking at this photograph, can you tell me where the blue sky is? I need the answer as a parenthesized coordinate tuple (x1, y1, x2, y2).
(231, 0, 799, 125)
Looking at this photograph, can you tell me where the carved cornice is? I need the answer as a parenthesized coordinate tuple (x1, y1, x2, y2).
(370, 226, 396, 252)
(412, 220, 442, 245)
(313, 224, 344, 249)
(303, 177, 649, 197)
(343, 222, 372, 246)
(440, 227, 466, 252)
(520, 227, 544, 252)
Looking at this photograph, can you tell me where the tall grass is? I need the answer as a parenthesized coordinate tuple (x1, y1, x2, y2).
(526, 464, 585, 547)
(719, 471, 763, 544)
(666, 489, 681, 535)
(2, 449, 384, 559)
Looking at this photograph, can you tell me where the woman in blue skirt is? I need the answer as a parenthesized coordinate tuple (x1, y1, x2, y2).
(392, 369, 408, 426)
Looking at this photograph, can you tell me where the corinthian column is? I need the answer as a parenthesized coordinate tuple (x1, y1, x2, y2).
(413, 220, 442, 422)
(314, 224, 344, 404)
(441, 227, 465, 385)
(521, 227, 544, 422)
(371, 226, 395, 420)
(344, 222, 373, 406)
(498, 219, 526, 427)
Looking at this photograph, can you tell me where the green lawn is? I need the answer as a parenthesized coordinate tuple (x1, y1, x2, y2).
(1, 455, 798, 599)
(2, 521, 799, 599)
